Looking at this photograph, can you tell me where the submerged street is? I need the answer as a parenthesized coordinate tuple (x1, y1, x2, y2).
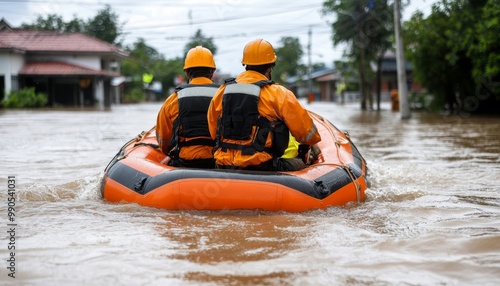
(1, 101, 499, 285)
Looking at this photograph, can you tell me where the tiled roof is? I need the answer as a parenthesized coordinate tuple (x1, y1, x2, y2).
(286, 68, 336, 84)
(0, 30, 128, 57)
(19, 61, 120, 77)
(379, 58, 413, 73)
(316, 72, 341, 82)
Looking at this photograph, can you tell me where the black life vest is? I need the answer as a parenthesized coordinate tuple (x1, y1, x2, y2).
(215, 78, 289, 159)
(169, 83, 219, 161)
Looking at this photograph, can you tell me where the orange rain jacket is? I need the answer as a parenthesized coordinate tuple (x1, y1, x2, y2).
(156, 77, 216, 161)
(207, 70, 321, 168)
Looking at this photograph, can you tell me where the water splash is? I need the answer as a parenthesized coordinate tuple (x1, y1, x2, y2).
(18, 173, 103, 202)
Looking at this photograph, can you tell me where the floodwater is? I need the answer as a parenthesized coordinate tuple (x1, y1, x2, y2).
(1, 101, 499, 285)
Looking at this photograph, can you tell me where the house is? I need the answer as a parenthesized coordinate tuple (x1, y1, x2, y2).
(283, 50, 427, 105)
(0, 18, 128, 109)
(286, 68, 343, 102)
(315, 68, 343, 102)
(371, 51, 425, 101)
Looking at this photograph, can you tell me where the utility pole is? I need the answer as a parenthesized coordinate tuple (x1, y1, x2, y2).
(306, 26, 315, 103)
(394, 0, 411, 119)
(188, 9, 193, 35)
(307, 26, 312, 95)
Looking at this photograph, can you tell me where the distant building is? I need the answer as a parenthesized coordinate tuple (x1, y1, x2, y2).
(283, 51, 426, 104)
(286, 68, 343, 102)
(0, 18, 128, 109)
(371, 51, 425, 101)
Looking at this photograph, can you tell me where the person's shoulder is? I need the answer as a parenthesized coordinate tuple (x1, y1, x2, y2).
(163, 92, 179, 104)
(266, 83, 293, 94)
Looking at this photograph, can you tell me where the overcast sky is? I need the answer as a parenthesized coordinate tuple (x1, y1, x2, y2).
(1, 0, 437, 76)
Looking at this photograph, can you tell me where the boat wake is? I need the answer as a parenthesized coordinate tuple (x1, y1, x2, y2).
(17, 173, 103, 202)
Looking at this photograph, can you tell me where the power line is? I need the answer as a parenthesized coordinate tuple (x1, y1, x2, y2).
(124, 4, 323, 31)
(3, 0, 345, 72)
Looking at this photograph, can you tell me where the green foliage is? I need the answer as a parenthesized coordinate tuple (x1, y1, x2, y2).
(65, 16, 85, 33)
(20, 4, 123, 45)
(121, 38, 184, 100)
(122, 38, 164, 76)
(122, 29, 216, 101)
(409, 92, 438, 111)
(468, 0, 500, 95)
(122, 87, 145, 103)
(21, 14, 65, 30)
(404, 9, 458, 110)
(1, 87, 48, 108)
(322, 0, 394, 109)
(404, 0, 500, 113)
(322, 0, 393, 58)
(85, 4, 123, 46)
(153, 58, 184, 99)
(273, 37, 304, 84)
(183, 29, 217, 55)
(123, 30, 214, 101)
(334, 60, 357, 84)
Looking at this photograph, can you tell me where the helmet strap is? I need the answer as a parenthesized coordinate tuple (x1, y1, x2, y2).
(265, 66, 273, 80)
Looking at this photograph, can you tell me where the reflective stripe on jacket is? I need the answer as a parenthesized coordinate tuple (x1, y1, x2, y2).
(215, 79, 289, 161)
(207, 70, 321, 168)
(156, 77, 219, 161)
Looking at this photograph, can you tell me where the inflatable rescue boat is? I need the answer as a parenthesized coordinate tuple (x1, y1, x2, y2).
(100, 111, 368, 212)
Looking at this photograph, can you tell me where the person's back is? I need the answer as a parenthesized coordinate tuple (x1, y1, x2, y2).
(207, 39, 321, 170)
(157, 46, 219, 168)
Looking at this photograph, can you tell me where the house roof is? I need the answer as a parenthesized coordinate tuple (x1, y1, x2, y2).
(316, 72, 342, 82)
(0, 18, 13, 31)
(373, 58, 413, 73)
(19, 61, 120, 77)
(286, 68, 338, 84)
(370, 50, 412, 73)
(0, 30, 128, 57)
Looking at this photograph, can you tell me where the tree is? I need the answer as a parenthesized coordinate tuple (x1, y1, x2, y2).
(370, 1, 393, 110)
(21, 5, 123, 45)
(322, 0, 394, 110)
(273, 37, 304, 84)
(334, 60, 358, 104)
(122, 38, 183, 100)
(21, 14, 65, 31)
(122, 38, 162, 77)
(183, 29, 217, 55)
(404, 0, 499, 113)
(468, 0, 500, 100)
(65, 15, 85, 33)
(153, 58, 184, 99)
(85, 4, 123, 45)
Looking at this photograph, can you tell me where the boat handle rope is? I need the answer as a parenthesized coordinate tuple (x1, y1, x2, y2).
(118, 126, 158, 160)
(343, 165, 361, 203)
(310, 111, 361, 203)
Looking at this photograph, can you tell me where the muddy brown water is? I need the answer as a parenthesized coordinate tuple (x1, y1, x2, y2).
(1, 101, 499, 285)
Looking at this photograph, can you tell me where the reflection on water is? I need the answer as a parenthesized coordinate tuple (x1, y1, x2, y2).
(158, 213, 305, 263)
(0, 102, 499, 285)
(157, 212, 311, 285)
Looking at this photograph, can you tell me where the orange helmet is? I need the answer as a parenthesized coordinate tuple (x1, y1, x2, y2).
(241, 39, 277, 66)
(184, 46, 216, 70)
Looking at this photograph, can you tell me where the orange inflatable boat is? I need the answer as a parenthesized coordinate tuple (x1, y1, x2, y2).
(100, 111, 368, 212)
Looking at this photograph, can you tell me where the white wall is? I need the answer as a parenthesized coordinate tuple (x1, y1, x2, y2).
(1, 51, 119, 107)
(28, 54, 101, 70)
(0, 53, 8, 91)
(94, 78, 104, 109)
(0, 52, 25, 94)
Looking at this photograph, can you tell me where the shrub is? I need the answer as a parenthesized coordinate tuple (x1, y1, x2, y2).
(122, 87, 145, 103)
(1, 87, 48, 108)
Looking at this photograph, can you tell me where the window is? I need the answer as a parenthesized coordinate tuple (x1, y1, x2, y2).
(11, 76, 18, 92)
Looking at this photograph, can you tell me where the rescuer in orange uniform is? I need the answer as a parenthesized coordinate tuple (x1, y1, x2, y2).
(207, 39, 321, 170)
(156, 46, 219, 168)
